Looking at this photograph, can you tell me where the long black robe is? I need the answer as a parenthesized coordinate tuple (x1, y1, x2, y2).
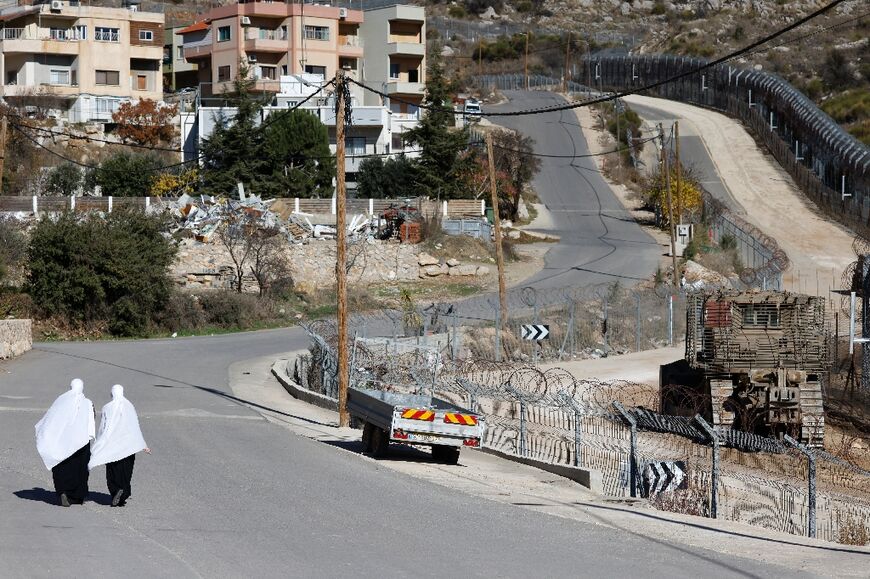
(52, 443, 90, 504)
(106, 454, 135, 506)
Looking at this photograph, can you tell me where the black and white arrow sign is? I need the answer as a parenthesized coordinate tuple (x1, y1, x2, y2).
(521, 324, 550, 341)
(642, 461, 687, 498)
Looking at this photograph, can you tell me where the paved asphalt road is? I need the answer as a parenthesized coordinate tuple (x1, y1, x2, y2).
(485, 91, 662, 289)
(1, 330, 810, 577)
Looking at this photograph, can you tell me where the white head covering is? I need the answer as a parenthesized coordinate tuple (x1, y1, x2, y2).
(88, 385, 147, 471)
(35, 379, 96, 471)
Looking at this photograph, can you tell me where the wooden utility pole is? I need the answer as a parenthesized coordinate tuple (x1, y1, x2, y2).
(524, 32, 529, 90)
(335, 69, 350, 427)
(0, 116, 7, 194)
(478, 38, 483, 79)
(674, 120, 682, 225)
(486, 132, 507, 327)
(660, 124, 679, 287)
(563, 33, 571, 93)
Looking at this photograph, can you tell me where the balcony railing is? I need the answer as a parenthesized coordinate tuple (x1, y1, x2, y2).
(94, 29, 119, 42)
(1, 27, 88, 41)
(2, 28, 22, 40)
(339, 35, 363, 48)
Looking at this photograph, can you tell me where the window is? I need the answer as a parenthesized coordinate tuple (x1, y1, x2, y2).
(304, 65, 326, 79)
(95, 27, 119, 42)
(218, 26, 231, 42)
(139, 30, 153, 42)
(345, 137, 365, 156)
(49, 28, 67, 41)
(391, 133, 404, 151)
(281, 64, 288, 75)
(389, 63, 400, 79)
(259, 66, 276, 81)
(303, 25, 329, 41)
(408, 68, 418, 83)
(136, 74, 147, 90)
(279, 25, 288, 40)
(95, 69, 120, 85)
(50, 69, 69, 85)
(218, 65, 231, 82)
(741, 305, 781, 328)
(75, 25, 86, 40)
(177, 45, 184, 60)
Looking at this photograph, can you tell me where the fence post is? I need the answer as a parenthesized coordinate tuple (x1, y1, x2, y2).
(668, 294, 674, 346)
(694, 414, 718, 519)
(784, 434, 816, 538)
(144, 197, 150, 211)
(613, 401, 638, 498)
(32, 195, 37, 214)
(70, 195, 75, 211)
(331, 195, 336, 215)
(480, 199, 485, 216)
(295, 197, 300, 213)
(573, 409, 582, 467)
(369, 198, 374, 216)
(442, 200, 448, 218)
(519, 398, 527, 457)
(108, 196, 113, 213)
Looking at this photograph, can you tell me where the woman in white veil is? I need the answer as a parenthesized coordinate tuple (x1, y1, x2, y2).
(89, 385, 150, 507)
(35, 378, 96, 507)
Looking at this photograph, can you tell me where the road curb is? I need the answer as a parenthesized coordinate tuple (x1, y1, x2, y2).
(271, 356, 339, 412)
(478, 446, 604, 494)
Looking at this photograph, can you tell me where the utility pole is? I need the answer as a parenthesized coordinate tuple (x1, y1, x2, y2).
(674, 121, 682, 225)
(486, 132, 507, 329)
(524, 32, 529, 90)
(335, 69, 350, 427)
(660, 123, 679, 287)
(0, 116, 7, 195)
(563, 32, 571, 93)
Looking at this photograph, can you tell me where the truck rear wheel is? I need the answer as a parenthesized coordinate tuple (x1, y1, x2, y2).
(432, 445, 460, 465)
(370, 426, 389, 458)
(361, 423, 375, 453)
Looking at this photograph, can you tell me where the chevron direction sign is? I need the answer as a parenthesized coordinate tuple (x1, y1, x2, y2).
(521, 324, 549, 341)
(642, 461, 688, 498)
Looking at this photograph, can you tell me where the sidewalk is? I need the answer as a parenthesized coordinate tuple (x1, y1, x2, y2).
(228, 352, 870, 576)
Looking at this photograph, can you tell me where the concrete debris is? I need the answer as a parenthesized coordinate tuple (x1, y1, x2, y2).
(156, 195, 373, 244)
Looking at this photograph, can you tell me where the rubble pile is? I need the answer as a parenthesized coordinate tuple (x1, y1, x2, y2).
(158, 194, 372, 243)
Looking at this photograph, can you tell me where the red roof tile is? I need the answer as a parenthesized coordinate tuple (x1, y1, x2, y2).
(178, 21, 209, 35)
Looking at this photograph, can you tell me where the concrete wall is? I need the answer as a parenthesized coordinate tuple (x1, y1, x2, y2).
(0, 319, 32, 360)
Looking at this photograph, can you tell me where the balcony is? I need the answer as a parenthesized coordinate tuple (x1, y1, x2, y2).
(317, 105, 387, 127)
(386, 80, 424, 96)
(387, 42, 424, 57)
(244, 29, 288, 52)
(183, 42, 212, 60)
(338, 35, 363, 56)
(0, 27, 83, 54)
(3, 83, 79, 97)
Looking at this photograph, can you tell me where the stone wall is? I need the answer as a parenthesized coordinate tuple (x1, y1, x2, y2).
(172, 239, 420, 291)
(0, 319, 32, 359)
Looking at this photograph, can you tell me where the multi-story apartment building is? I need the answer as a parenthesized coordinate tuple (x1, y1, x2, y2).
(0, 0, 163, 122)
(179, 0, 364, 98)
(163, 24, 197, 92)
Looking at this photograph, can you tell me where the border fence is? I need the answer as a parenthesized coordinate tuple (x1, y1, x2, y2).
(576, 54, 870, 230)
(294, 319, 870, 545)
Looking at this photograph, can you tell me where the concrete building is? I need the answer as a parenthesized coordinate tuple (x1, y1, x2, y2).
(163, 25, 197, 92)
(179, 0, 364, 99)
(358, 4, 425, 152)
(0, 0, 164, 122)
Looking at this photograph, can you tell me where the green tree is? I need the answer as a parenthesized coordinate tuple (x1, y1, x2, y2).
(356, 155, 418, 198)
(94, 152, 164, 197)
(491, 129, 540, 220)
(404, 51, 475, 199)
(27, 210, 176, 335)
(200, 63, 270, 197)
(44, 163, 82, 196)
(261, 108, 335, 197)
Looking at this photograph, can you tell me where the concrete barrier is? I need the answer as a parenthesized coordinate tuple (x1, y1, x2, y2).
(271, 357, 338, 412)
(480, 446, 604, 494)
(0, 319, 32, 359)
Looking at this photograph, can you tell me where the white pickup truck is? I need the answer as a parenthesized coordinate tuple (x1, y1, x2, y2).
(348, 388, 486, 465)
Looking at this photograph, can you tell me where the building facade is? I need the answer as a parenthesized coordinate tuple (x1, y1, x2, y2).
(163, 25, 197, 92)
(0, 0, 164, 122)
(179, 0, 364, 99)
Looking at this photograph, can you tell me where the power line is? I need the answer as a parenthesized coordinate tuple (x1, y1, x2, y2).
(349, 0, 848, 117)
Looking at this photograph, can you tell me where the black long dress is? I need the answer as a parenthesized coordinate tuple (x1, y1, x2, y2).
(106, 454, 135, 506)
(52, 443, 90, 504)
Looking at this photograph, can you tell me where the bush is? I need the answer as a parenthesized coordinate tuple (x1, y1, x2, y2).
(27, 210, 177, 336)
(94, 152, 165, 197)
(197, 291, 262, 327)
(44, 164, 82, 196)
(447, 4, 466, 17)
(155, 292, 206, 333)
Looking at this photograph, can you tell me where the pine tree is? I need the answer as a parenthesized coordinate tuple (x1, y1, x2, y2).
(261, 109, 335, 198)
(403, 51, 475, 199)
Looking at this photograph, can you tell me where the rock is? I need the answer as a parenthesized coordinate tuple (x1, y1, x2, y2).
(517, 197, 529, 221)
(446, 258, 460, 267)
(475, 266, 490, 276)
(418, 252, 439, 266)
(480, 5, 498, 19)
(507, 230, 521, 239)
(441, 45, 455, 57)
(440, 263, 450, 275)
(620, 2, 631, 15)
(449, 264, 478, 276)
(423, 264, 446, 277)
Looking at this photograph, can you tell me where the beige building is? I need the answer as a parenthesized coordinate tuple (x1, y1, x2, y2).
(163, 24, 197, 92)
(0, 0, 164, 122)
(180, 0, 364, 98)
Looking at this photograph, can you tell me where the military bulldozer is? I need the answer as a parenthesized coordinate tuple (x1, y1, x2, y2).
(661, 291, 828, 447)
